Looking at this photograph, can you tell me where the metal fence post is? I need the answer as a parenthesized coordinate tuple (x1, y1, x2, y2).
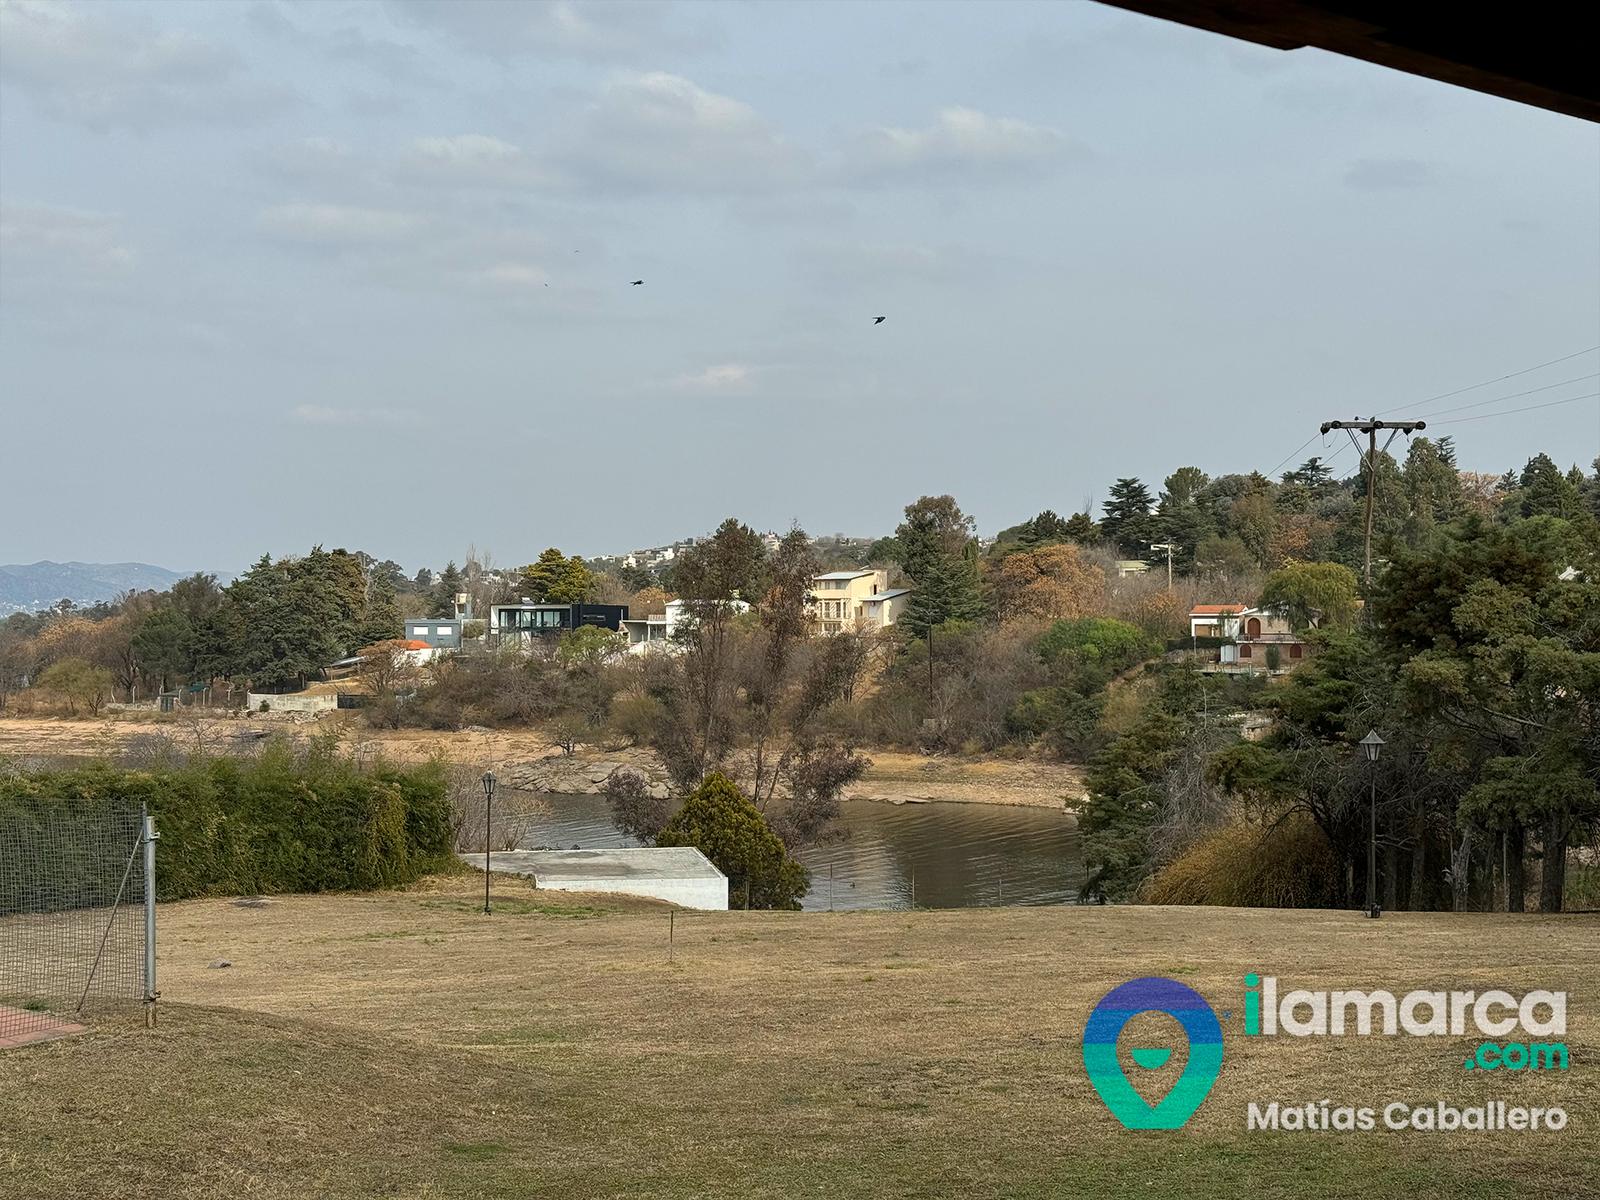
(143, 807, 159, 1025)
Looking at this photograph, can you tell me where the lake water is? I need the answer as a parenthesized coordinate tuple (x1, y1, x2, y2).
(506, 791, 1085, 911)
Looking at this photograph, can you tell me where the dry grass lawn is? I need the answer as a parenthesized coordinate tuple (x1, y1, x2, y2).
(2, 877, 1596, 1199)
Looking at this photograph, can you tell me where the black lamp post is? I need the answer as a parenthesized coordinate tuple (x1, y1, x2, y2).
(1359, 731, 1384, 919)
(481, 770, 497, 914)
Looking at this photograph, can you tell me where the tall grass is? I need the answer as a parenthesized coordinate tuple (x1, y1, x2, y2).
(1143, 813, 1342, 908)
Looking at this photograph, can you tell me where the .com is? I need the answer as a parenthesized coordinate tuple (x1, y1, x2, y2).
(1464, 1041, 1569, 1071)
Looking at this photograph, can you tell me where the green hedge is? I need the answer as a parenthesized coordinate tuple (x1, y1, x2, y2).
(0, 747, 454, 901)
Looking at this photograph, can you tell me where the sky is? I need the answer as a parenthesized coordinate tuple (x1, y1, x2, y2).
(2, 0, 1597, 576)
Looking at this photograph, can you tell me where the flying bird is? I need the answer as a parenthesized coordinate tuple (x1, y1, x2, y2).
(873, 316, 886, 324)
(631, 280, 644, 286)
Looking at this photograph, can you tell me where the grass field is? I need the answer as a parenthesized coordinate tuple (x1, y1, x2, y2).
(2, 876, 1596, 1199)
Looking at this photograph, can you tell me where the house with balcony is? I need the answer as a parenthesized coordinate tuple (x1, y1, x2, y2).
(1188, 603, 1307, 669)
(620, 598, 750, 654)
(809, 569, 910, 634)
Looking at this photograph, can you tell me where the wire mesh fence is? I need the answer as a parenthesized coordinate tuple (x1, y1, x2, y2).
(0, 801, 153, 1045)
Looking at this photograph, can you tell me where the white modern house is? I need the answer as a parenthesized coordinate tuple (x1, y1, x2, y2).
(620, 598, 750, 654)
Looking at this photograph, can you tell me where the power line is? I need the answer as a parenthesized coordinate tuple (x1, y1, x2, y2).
(1264, 433, 1322, 480)
(1376, 345, 1600, 417)
(1411, 372, 1599, 421)
(1428, 392, 1598, 426)
(1317, 418, 1428, 587)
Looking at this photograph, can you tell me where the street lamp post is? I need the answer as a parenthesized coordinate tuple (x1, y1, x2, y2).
(1359, 731, 1384, 919)
(1149, 542, 1177, 591)
(481, 770, 497, 914)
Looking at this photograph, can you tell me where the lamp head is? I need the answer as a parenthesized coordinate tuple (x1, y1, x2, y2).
(1359, 730, 1385, 762)
(481, 770, 497, 798)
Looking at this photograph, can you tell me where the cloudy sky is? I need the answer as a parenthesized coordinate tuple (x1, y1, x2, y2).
(3, 0, 1597, 575)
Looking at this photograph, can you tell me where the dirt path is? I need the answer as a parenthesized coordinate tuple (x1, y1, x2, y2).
(0, 714, 1087, 809)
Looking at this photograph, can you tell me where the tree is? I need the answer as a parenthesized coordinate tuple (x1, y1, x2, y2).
(431, 561, 465, 617)
(224, 552, 345, 692)
(1374, 519, 1600, 912)
(896, 497, 982, 635)
(358, 641, 420, 723)
(169, 573, 223, 625)
(656, 773, 810, 909)
(895, 495, 976, 582)
(1227, 491, 1278, 568)
(130, 607, 193, 692)
(521, 548, 596, 604)
(1037, 617, 1155, 689)
(1063, 512, 1099, 543)
(1283, 457, 1336, 491)
(1403, 437, 1463, 529)
(631, 586, 670, 616)
(557, 624, 625, 667)
(1100, 478, 1155, 557)
(671, 520, 768, 602)
(1517, 453, 1582, 520)
(990, 543, 1105, 623)
(745, 527, 820, 806)
(604, 769, 670, 843)
(651, 519, 769, 790)
(1153, 467, 1216, 572)
(1259, 561, 1359, 630)
(38, 658, 114, 716)
(1194, 534, 1254, 579)
(357, 571, 403, 645)
(899, 546, 983, 636)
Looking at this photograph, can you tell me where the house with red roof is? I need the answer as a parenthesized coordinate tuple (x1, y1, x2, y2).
(1188, 603, 1308, 670)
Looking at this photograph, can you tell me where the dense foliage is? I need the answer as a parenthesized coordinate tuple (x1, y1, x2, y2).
(0, 746, 454, 899)
(655, 773, 810, 910)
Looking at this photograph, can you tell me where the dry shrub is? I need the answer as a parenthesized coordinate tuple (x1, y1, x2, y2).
(1143, 812, 1342, 908)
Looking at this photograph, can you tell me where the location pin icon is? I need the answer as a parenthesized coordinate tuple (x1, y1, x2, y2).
(1082, 977, 1224, 1129)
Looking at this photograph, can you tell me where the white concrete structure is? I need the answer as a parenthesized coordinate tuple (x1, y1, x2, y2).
(246, 691, 339, 714)
(620, 598, 750, 655)
(469, 847, 729, 910)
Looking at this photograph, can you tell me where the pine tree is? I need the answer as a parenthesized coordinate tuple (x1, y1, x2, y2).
(1100, 478, 1155, 557)
(899, 546, 983, 636)
(655, 773, 809, 909)
(520, 548, 595, 604)
(431, 561, 465, 617)
(892, 496, 983, 635)
(1518, 454, 1581, 519)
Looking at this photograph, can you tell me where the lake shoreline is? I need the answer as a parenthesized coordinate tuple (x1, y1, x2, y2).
(0, 714, 1087, 813)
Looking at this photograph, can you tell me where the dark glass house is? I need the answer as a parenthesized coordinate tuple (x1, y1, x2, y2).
(487, 603, 629, 644)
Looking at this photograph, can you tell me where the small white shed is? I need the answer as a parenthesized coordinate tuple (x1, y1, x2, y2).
(469, 847, 728, 910)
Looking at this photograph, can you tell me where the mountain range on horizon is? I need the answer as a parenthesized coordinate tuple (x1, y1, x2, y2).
(0, 561, 189, 615)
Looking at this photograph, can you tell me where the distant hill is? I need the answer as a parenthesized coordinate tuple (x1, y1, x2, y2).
(0, 561, 187, 614)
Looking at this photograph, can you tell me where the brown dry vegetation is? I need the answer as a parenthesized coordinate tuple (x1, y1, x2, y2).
(0, 715, 1086, 808)
(2, 876, 1596, 1199)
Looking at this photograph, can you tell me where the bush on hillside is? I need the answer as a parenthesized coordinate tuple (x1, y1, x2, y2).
(0, 744, 454, 900)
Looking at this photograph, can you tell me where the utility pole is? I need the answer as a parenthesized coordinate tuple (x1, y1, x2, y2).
(1149, 542, 1176, 591)
(1319, 418, 1426, 588)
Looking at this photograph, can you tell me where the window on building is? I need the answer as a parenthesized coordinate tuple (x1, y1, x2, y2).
(1239, 644, 1252, 658)
(1246, 617, 1262, 638)
(1289, 643, 1303, 659)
